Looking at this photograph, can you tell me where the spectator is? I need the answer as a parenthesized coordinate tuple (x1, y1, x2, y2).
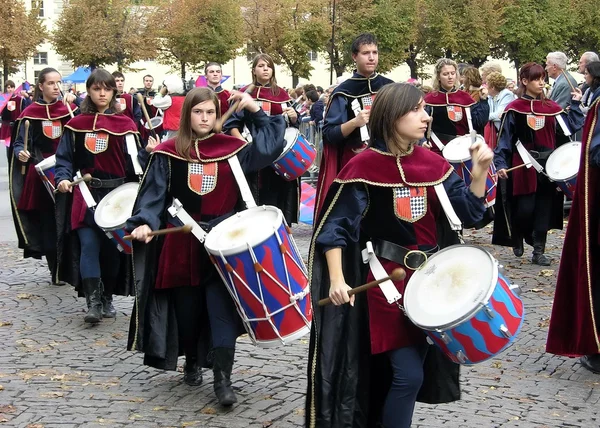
(480, 62, 503, 84)
(305, 89, 324, 127)
(546, 51, 578, 108)
(484, 71, 516, 148)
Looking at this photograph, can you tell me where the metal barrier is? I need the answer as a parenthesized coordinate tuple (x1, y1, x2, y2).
(298, 120, 322, 184)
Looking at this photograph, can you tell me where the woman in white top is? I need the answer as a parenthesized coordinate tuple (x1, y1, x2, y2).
(483, 71, 516, 149)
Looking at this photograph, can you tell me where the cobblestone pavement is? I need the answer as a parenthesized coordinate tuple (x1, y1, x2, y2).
(0, 221, 599, 428)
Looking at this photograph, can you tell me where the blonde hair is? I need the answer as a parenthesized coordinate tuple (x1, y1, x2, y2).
(433, 58, 459, 91)
(486, 72, 507, 92)
(480, 62, 502, 80)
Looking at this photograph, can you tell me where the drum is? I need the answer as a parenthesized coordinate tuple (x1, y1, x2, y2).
(546, 142, 581, 199)
(204, 205, 311, 347)
(144, 116, 164, 136)
(94, 183, 139, 254)
(272, 127, 317, 181)
(443, 135, 497, 208)
(35, 155, 56, 202)
(404, 245, 524, 365)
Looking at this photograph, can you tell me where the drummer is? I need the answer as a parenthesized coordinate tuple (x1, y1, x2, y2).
(126, 87, 286, 405)
(306, 83, 493, 428)
(493, 62, 584, 265)
(112, 71, 142, 126)
(54, 68, 150, 324)
(9, 67, 78, 284)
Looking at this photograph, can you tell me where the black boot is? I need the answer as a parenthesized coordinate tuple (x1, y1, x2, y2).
(512, 234, 524, 257)
(580, 354, 600, 374)
(183, 356, 203, 386)
(532, 231, 550, 266)
(213, 347, 237, 406)
(82, 278, 103, 324)
(101, 278, 117, 318)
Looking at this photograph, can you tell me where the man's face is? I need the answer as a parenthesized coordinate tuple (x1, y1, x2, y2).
(352, 44, 378, 77)
(114, 77, 125, 93)
(205, 66, 222, 86)
(545, 56, 560, 79)
(579, 55, 588, 74)
(144, 76, 153, 90)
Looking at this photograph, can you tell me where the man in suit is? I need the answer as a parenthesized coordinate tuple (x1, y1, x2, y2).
(546, 51, 578, 109)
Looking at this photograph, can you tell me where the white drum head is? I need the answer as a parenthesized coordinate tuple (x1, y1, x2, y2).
(35, 154, 56, 171)
(443, 134, 485, 163)
(204, 206, 282, 256)
(144, 116, 163, 130)
(404, 245, 497, 330)
(546, 142, 581, 181)
(280, 127, 299, 155)
(94, 182, 139, 229)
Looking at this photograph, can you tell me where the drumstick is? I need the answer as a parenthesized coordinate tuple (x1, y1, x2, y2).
(135, 93, 157, 138)
(56, 83, 75, 118)
(213, 84, 256, 134)
(123, 224, 193, 241)
(318, 268, 407, 307)
(21, 120, 30, 175)
(561, 70, 576, 92)
(504, 163, 528, 173)
(53, 173, 92, 193)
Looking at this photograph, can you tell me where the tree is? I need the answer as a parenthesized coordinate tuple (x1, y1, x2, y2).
(53, 0, 156, 70)
(0, 0, 46, 83)
(564, 0, 600, 66)
(242, 0, 330, 88)
(155, 0, 243, 78)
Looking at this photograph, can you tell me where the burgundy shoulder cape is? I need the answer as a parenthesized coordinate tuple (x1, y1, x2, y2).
(241, 84, 292, 104)
(546, 98, 600, 357)
(18, 101, 77, 120)
(64, 113, 138, 135)
(503, 97, 563, 116)
(153, 133, 248, 162)
(424, 90, 476, 107)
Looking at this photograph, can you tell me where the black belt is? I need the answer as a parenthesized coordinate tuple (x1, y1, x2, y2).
(372, 238, 438, 270)
(89, 177, 125, 189)
(528, 150, 552, 160)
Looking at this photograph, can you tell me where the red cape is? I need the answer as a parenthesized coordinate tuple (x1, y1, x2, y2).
(424, 90, 476, 107)
(153, 133, 247, 162)
(546, 98, 600, 357)
(241, 84, 292, 104)
(18, 100, 77, 120)
(64, 113, 138, 135)
(503, 97, 562, 116)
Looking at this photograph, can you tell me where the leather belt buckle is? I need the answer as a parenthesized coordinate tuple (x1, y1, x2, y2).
(529, 150, 540, 159)
(89, 177, 103, 188)
(403, 250, 428, 270)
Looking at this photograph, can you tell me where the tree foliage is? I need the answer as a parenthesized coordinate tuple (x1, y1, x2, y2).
(53, 0, 156, 70)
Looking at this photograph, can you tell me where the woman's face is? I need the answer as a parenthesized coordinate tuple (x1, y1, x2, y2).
(39, 72, 62, 101)
(394, 99, 431, 142)
(253, 60, 273, 84)
(522, 77, 545, 97)
(88, 83, 113, 111)
(190, 100, 217, 138)
(584, 68, 593, 86)
(439, 65, 456, 90)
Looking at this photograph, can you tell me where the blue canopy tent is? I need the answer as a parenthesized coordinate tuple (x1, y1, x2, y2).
(64, 66, 91, 83)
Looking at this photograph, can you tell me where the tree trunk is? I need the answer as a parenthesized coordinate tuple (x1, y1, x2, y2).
(513, 58, 520, 81)
(3, 60, 8, 87)
(445, 49, 453, 59)
(89, 62, 98, 71)
(292, 73, 299, 89)
(181, 61, 186, 79)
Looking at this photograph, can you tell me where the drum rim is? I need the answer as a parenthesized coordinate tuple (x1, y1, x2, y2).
(204, 205, 284, 256)
(546, 141, 581, 182)
(35, 154, 56, 170)
(443, 135, 484, 163)
(274, 127, 312, 163)
(404, 244, 498, 331)
(93, 182, 139, 229)
(144, 116, 163, 130)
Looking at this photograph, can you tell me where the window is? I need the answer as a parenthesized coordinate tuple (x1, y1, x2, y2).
(33, 52, 48, 65)
(34, 70, 41, 81)
(307, 51, 318, 61)
(32, 0, 44, 17)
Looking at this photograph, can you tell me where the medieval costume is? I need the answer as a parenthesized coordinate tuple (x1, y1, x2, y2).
(9, 100, 77, 282)
(137, 88, 158, 118)
(126, 110, 286, 404)
(116, 92, 142, 126)
(2, 91, 31, 160)
(315, 72, 393, 219)
(54, 112, 144, 322)
(493, 95, 584, 264)
(209, 85, 231, 117)
(223, 83, 299, 225)
(306, 139, 486, 428)
(546, 87, 600, 369)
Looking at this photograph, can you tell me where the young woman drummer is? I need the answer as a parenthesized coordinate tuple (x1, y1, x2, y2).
(306, 83, 493, 428)
(126, 87, 286, 406)
(54, 69, 148, 324)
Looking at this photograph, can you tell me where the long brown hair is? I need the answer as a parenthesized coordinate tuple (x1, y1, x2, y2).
(80, 69, 119, 113)
(175, 87, 221, 160)
(432, 58, 459, 92)
(517, 62, 546, 99)
(251, 53, 280, 96)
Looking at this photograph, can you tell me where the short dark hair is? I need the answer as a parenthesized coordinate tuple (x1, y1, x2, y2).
(316, 86, 324, 94)
(351, 33, 378, 55)
(112, 71, 124, 79)
(587, 61, 600, 91)
(81, 69, 119, 113)
(143, 74, 153, 80)
(4, 80, 15, 89)
(305, 90, 319, 103)
(204, 62, 222, 74)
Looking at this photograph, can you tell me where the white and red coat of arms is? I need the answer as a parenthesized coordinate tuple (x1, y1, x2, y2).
(394, 187, 427, 222)
(84, 132, 109, 154)
(42, 120, 63, 139)
(446, 105, 463, 122)
(188, 162, 217, 195)
(526, 114, 546, 131)
(361, 94, 376, 111)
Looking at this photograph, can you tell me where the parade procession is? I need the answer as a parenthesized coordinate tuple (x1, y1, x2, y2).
(1, 0, 600, 425)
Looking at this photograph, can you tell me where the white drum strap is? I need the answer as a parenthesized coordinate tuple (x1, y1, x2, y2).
(430, 131, 445, 151)
(361, 241, 402, 304)
(351, 99, 370, 142)
(555, 114, 572, 137)
(465, 107, 474, 133)
(515, 140, 544, 173)
(75, 171, 96, 209)
(433, 184, 462, 231)
(241, 125, 253, 143)
(167, 198, 207, 243)
(227, 155, 257, 209)
(125, 133, 143, 176)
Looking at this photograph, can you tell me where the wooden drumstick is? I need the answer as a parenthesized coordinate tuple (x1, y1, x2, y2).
(213, 84, 256, 134)
(21, 120, 30, 175)
(123, 224, 193, 241)
(318, 268, 407, 307)
(135, 93, 157, 138)
(57, 82, 75, 118)
(504, 163, 528, 173)
(54, 173, 92, 193)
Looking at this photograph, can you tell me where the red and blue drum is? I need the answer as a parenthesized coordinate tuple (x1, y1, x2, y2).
(546, 141, 581, 199)
(94, 183, 138, 254)
(204, 205, 311, 347)
(272, 127, 316, 181)
(34, 155, 56, 202)
(404, 245, 524, 365)
(443, 135, 497, 207)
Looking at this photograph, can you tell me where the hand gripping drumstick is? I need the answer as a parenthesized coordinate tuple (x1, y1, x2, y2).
(21, 120, 30, 175)
(53, 173, 92, 193)
(504, 163, 528, 173)
(213, 84, 256, 134)
(318, 268, 407, 307)
(56, 82, 75, 118)
(123, 224, 193, 241)
(136, 93, 157, 139)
